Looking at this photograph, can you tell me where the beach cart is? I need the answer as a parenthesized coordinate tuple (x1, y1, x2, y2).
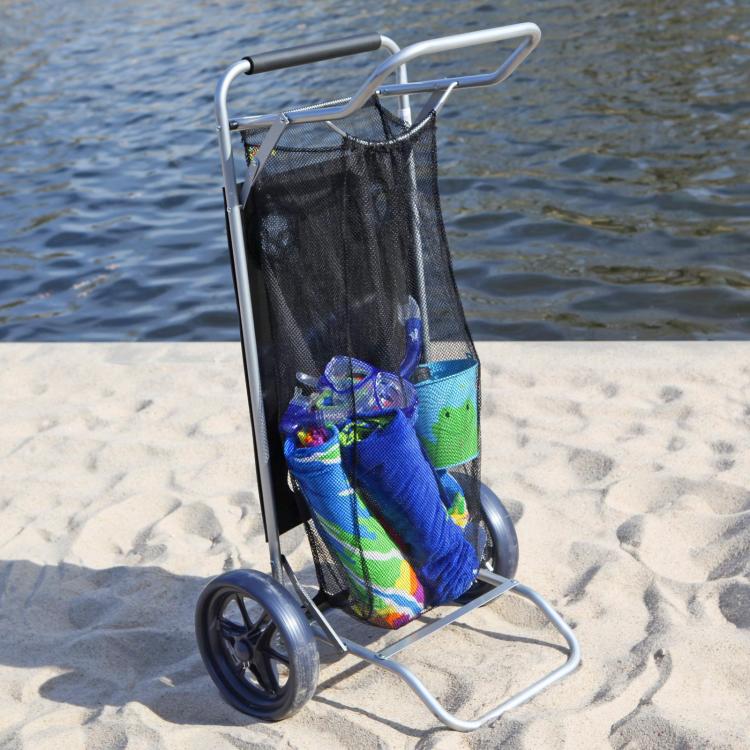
(196, 24, 581, 731)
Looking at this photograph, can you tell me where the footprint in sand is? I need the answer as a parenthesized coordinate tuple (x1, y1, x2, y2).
(659, 386, 683, 403)
(667, 435, 686, 452)
(569, 448, 614, 483)
(719, 582, 750, 629)
(711, 440, 735, 472)
(612, 475, 750, 583)
(136, 398, 154, 413)
(617, 422, 646, 443)
(601, 382, 619, 398)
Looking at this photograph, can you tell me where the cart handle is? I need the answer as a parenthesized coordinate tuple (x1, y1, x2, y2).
(230, 23, 541, 130)
(375, 23, 541, 97)
(244, 33, 383, 74)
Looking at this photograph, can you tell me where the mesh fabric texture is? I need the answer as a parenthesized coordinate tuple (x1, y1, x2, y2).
(241, 98, 485, 623)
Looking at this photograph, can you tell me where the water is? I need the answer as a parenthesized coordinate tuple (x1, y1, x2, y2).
(1, 0, 748, 341)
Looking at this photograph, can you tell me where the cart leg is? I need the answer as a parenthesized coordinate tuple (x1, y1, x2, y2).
(337, 573, 580, 732)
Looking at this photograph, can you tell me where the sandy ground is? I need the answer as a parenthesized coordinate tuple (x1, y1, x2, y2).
(0, 342, 748, 750)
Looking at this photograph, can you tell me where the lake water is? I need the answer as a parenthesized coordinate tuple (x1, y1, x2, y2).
(1, 0, 748, 340)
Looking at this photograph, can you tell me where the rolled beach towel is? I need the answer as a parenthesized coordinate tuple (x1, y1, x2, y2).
(340, 411, 479, 605)
(284, 429, 425, 629)
(437, 469, 469, 529)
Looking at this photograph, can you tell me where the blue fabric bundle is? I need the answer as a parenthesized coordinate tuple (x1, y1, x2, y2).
(340, 410, 479, 605)
(284, 429, 426, 628)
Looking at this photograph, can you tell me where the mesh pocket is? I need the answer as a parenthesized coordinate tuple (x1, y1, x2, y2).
(414, 359, 479, 469)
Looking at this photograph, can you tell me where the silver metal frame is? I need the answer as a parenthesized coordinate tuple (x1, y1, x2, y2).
(215, 24, 581, 732)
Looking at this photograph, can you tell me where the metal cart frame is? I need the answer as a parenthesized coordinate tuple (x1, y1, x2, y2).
(213, 24, 580, 732)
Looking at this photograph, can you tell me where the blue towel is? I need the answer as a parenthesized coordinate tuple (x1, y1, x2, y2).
(340, 410, 479, 605)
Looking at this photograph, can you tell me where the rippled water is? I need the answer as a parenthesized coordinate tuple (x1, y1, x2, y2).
(1, 0, 748, 340)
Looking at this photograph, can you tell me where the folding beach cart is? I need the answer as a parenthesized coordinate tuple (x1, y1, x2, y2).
(196, 24, 581, 731)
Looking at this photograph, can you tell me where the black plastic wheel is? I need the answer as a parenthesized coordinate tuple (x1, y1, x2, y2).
(455, 477, 519, 603)
(195, 569, 319, 721)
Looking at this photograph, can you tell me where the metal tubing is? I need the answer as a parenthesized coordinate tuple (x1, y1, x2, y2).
(215, 59, 284, 581)
(405, 80, 457, 352)
(231, 23, 540, 132)
(415, 81, 457, 123)
(240, 113, 288, 207)
(338, 578, 580, 732)
(377, 576, 517, 660)
(281, 555, 348, 653)
(405, 143, 430, 350)
(380, 35, 411, 124)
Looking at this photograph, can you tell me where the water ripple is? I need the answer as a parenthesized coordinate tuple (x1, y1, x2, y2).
(0, 0, 748, 340)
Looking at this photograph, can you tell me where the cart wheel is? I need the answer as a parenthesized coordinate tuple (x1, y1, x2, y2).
(195, 569, 319, 721)
(455, 477, 519, 604)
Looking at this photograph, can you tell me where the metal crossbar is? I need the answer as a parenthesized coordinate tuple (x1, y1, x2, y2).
(377, 576, 518, 660)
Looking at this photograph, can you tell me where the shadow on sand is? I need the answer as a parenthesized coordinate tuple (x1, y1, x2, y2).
(0, 558, 566, 733)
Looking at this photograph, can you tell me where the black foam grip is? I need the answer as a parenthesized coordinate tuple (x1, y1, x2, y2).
(245, 33, 382, 75)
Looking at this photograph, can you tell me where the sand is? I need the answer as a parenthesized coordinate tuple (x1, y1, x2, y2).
(0, 342, 748, 749)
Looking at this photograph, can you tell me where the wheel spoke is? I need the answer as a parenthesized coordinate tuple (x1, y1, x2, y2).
(251, 652, 280, 695)
(256, 622, 289, 665)
(260, 644, 289, 665)
(235, 594, 252, 630)
(247, 610, 272, 638)
(218, 616, 245, 640)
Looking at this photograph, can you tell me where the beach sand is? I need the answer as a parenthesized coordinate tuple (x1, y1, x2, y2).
(0, 342, 748, 749)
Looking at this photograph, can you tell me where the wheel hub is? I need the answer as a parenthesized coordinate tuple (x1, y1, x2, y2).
(234, 638, 251, 662)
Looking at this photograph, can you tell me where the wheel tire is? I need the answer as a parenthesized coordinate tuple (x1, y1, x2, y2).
(455, 477, 519, 603)
(195, 569, 319, 721)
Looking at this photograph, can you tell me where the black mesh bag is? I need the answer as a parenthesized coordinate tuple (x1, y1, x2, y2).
(241, 98, 485, 628)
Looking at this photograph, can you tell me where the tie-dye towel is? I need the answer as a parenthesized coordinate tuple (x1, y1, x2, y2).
(437, 469, 470, 529)
(284, 429, 425, 629)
